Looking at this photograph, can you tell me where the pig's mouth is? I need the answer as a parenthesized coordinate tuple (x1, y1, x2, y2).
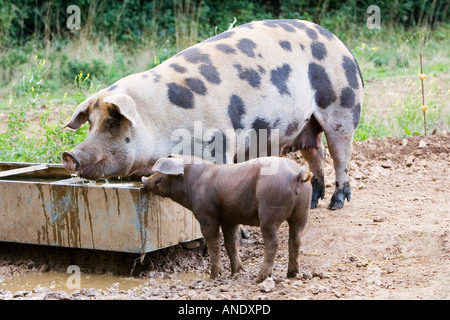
(78, 159, 107, 180)
(79, 163, 99, 177)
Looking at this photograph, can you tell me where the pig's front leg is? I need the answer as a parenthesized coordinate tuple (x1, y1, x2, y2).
(197, 215, 222, 280)
(222, 224, 244, 277)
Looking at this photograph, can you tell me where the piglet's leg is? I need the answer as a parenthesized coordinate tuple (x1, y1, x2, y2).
(222, 224, 244, 277)
(199, 217, 222, 280)
(256, 218, 281, 283)
(286, 218, 306, 278)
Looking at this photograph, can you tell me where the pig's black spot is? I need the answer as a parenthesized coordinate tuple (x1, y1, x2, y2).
(179, 47, 211, 65)
(311, 42, 327, 60)
(285, 120, 299, 136)
(252, 117, 271, 132)
(167, 83, 194, 109)
(228, 95, 246, 130)
(314, 24, 334, 39)
(342, 56, 360, 89)
(149, 71, 161, 83)
(125, 137, 130, 143)
(305, 27, 318, 40)
(264, 20, 305, 32)
(257, 65, 266, 74)
(169, 63, 187, 73)
(200, 63, 221, 84)
(234, 64, 261, 88)
(141, 74, 149, 78)
(270, 64, 292, 96)
(263, 20, 280, 28)
(278, 22, 295, 32)
(340, 87, 355, 108)
(352, 103, 361, 129)
(185, 78, 207, 96)
(204, 31, 234, 42)
(267, 20, 295, 32)
(279, 40, 292, 51)
(287, 20, 306, 29)
(216, 44, 236, 54)
(237, 38, 257, 58)
(308, 62, 336, 109)
(107, 84, 118, 92)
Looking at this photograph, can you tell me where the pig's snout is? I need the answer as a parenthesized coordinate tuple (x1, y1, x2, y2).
(62, 151, 81, 172)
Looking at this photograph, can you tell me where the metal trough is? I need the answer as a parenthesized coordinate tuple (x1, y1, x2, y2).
(0, 162, 202, 253)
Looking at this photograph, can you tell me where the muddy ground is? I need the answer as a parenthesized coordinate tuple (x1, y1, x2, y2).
(0, 132, 448, 300)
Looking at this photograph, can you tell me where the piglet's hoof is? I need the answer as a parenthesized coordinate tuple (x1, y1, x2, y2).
(210, 266, 222, 280)
(239, 226, 250, 239)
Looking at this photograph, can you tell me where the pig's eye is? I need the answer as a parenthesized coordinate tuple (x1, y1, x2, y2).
(108, 120, 120, 133)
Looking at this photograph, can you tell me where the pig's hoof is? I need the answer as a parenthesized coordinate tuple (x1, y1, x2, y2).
(210, 266, 222, 280)
(239, 226, 250, 239)
(311, 176, 325, 209)
(231, 262, 244, 276)
(287, 270, 298, 278)
(255, 272, 270, 283)
(327, 185, 351, 210)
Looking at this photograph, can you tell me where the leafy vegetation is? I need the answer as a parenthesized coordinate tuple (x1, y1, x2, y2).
(0, 0, 448, 163)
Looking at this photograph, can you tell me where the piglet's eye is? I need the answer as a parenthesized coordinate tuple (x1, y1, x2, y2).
(154, 176, 163, 186)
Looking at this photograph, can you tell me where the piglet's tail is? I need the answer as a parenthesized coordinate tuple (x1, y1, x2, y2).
(296, 169, 313, 183)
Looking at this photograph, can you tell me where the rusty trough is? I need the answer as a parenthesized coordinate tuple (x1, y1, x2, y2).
(0, 162, 202, 253)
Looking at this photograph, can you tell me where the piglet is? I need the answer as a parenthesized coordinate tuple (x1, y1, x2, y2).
(142, 155, 312, 283)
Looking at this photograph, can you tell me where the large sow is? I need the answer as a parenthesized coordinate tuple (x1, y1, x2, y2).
(63, 19, 363, 210)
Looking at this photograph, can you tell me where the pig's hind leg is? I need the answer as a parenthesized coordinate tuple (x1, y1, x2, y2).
(286, 213, 308, 278)
(222, 224, 244, 277)
(256, 209, 282, 283)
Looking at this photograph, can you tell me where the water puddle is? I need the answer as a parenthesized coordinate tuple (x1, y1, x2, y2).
(1, 272, 143, 293)
(1, 271, 207, 294)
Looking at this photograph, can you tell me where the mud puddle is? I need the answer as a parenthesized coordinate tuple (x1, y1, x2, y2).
(1, 269, 208, 298)
(1, 271, 145, 293)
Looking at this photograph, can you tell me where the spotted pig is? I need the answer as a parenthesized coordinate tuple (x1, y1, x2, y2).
(63, 19, 363, 210)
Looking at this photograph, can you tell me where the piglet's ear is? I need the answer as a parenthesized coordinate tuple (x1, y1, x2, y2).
(63, 97, 92, 130)
(103, 94, 139, 127)
(152, 157, 185, 176)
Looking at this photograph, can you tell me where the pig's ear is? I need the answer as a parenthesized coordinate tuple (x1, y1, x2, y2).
(152, 157, 185, 176)
(103, 94, 139, 127)
(63, 98, 92, 130)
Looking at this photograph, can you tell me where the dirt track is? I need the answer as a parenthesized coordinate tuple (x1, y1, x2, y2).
(0, 132, 448, 300)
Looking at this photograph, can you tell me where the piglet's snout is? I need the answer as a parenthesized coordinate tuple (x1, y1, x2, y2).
(62, 151, 80, 172)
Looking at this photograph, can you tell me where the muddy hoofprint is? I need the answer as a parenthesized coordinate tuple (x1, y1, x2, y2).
(63, 19, 363, 210)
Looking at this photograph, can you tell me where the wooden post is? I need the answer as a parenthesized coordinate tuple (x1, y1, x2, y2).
(419, 53, 427, 136)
